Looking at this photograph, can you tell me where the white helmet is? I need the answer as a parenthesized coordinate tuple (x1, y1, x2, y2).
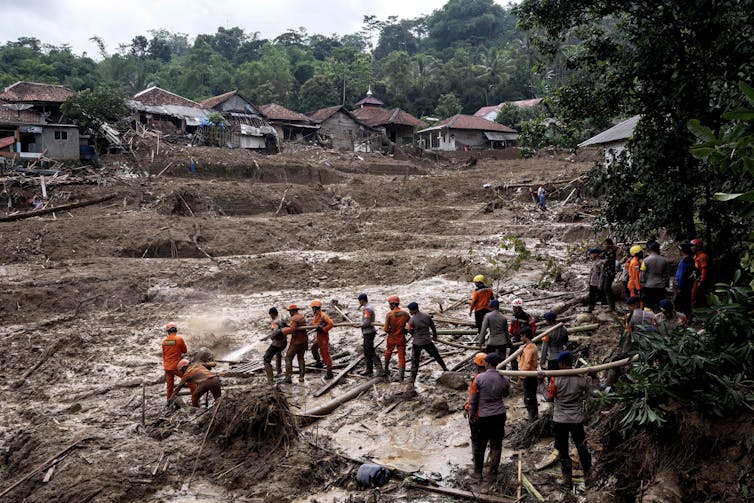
(511, 298, 524, 308)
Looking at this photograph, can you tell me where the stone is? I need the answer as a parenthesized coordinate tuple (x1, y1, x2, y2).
(436, 371, 468, 390)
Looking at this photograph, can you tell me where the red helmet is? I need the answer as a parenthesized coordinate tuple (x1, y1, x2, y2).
(386, 294, 400, 304)
(165, 322, 177, 333)
(287, 304, 299, 312)
(690, 239, 703, 248)
(177, 358, 190, 371)
(310, 299, 322, 308)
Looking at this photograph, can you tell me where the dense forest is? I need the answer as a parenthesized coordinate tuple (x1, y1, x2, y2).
(0, 0, 554, 119)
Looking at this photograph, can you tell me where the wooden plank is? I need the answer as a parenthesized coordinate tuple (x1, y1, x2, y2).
(406, 482, 515, 502)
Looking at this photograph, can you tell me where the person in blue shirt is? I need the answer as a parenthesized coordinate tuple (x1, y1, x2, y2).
(673, 243, 694, 318)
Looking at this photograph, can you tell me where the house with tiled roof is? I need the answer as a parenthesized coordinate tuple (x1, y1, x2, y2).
(417, 114, 518, 151)
(474, 98, 544, 122)
(308, 105, 374, 151)
(129, 86, 213, 134)
(0, 102, 80, 160)
(350, 90, 424, 146)
(200, 90, 278, 152)
(260, 103, 318, 142)
(0, 81, 76, 124)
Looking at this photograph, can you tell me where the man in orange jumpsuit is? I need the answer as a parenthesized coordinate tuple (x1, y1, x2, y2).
(282, 304, 309, 384)
(161, 322, 188, 405)
(469, 275, 495, 333)
(175, 358, 221, 407)
(310, 300, 335, 380)
(383, 294, 410, 382)
(690, 239, 710, 308)
(627, 245, 643, 299)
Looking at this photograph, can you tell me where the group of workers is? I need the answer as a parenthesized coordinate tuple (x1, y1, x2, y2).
(161, 323, 222, 408)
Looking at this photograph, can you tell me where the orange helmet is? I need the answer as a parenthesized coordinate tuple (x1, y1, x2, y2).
(287, 304, 299, 312)
(310, 299, 322, 308)
(165, 322, 177, 333)
(473, 352, 488, 366)
(386, 294, 400, 304)
(177, 358, 190, 371)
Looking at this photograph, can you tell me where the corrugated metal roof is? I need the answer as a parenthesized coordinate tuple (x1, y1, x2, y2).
(259, 103, 311, 123)
(0, 81, 75, 103)
(418, 114, 516, 134)
(127, 100, 213, 123)
(133, 86, 200, 107)
(578, 115, 640, 147)
(484, 132, 518, 141)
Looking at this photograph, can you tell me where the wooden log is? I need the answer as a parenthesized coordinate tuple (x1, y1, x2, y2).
(431, 316, 476, 327)
(435, 338, 482, 350)
(406, 482, 515, 502)
(497, 355, 638, 377)
(0, 437, 91, 498)
(313, 357, 363, 397)
(450, 353, 475, 372)
(299, 377, 383, 419)
(497, 323, 564, 368)
(567, 323, 599, 333)
(436, 329, 478, 336)
(0, 194, 116, 222)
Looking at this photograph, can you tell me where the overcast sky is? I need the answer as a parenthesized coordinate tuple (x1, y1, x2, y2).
(4, 0, 512, 59)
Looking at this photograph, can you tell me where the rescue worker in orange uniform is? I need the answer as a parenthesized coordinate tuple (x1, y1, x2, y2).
(627, 245, 643, 299)
(161, 322, 188, 405)
(383, 294, 410, 382)
(690, 239, 710, 308)
(518, 326, 540, 421)
(310, 300, 335, 380)
(175, 358, 221, 407)
(282, 304, 309, 384)
(469, 275, 495, 333)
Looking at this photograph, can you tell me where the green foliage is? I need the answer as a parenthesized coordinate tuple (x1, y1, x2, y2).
(602, 281, 754, 430)
(61, 86, 126, 129)
(434, 93, 462, 119)
(206, 112, 226, 126)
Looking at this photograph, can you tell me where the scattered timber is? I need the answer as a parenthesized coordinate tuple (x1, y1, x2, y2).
(298, 377, 383, 420)
(0, 194, 117, 222)
(406, 482, 515, 503)
(497, 323, 564, 368)
(435, 338, 482, 350)
(497, 355, 638, 377)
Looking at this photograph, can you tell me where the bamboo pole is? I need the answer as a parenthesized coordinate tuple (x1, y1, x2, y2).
(435, 338, 482, 350)
(497, 323, 564, 368)
(0, 194, 116, 222)
(299, 377, 383, 419)
(496, 355, 638, 377)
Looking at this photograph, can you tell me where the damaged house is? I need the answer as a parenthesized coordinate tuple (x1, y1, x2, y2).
(350, 90, 424, 146)
(200, 90, 279, 152)
(0, 81, 80, 160)
(308, 105, 375, 151)
(259, 103, 318, 143)
(417, 114, 518, 151)
(128, 86, 212, 135)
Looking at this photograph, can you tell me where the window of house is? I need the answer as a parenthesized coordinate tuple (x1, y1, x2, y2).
(54, 131, 68, 140)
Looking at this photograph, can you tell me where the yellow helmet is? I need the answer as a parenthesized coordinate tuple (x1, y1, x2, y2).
(630, 245, 643, 256)
(473, 274, 485, 283)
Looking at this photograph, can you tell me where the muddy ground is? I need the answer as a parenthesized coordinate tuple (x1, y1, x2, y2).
(0, 144, 707, 502)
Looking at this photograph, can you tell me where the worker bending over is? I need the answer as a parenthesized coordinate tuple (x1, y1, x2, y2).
(174, 358, 221, 407)
(407, 302, 448, 385)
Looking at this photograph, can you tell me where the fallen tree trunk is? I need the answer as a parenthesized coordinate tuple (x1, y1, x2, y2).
(497, 323, 564, 368)
(0, 194, 116, 222)
(298, 377, 383, 419)
(496, 355, 638, 377)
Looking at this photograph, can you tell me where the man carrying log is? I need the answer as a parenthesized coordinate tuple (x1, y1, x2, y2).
(263, 307, 288, 383)
(469, 275, 495, 333)
(477, 299, 509, 355)
(161, 322, 189, 407)
(310, 300, 335, 380)
(356, 293, 383, 377)
(282, 304, 308, 384)
(383, 294, 410, 382)
(467, 352, 510, 480)
(407, 302, 448, 385)
(518, 326, 540, 421)
(544, 351, 592, 489)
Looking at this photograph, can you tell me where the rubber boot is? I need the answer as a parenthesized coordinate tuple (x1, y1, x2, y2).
(313, 360, 324, 369)
(398, 368, 405, 382)
(275, 355, 282, 375)
(284, 364, 293, 384)
(488, 449, 501, 477)
(528, 407, 539, 421)
(325, 369, 334, 380)
(559, 458, 573, 489)
(264, 363, 274, 384)
(299, 366, 306, 383)
(383, 359, 391, 382)
(374, 357, 384, 377)
(471, 448, 484, 480)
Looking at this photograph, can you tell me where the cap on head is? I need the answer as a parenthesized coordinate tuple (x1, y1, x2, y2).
(310, 299, 322, 308)
(690, 238, 703, 248)
(287, 304, 299, 312)
(511, 298, 524, 308)
(407, 301, 419, 311)
(649, 242, 660, 252)
(659, 299, 673, 311)
(557, 351, 574, 366)
(165, 322, 177, 333)
(626, 296, 641, 306)
(485, 352, 504, 366)
(630, 245, 643, 256)
(473, 274, 485, 283)
(543, 311, 557, 322)
(357, 292, 368, 302)
(473, 352, 488, 366)
(386, 294, 400, 304)
(488, 299, 500, 309)
(588, 247, 602, 255)
(269, 307, 278, 315)
(177, 358, 190, 371)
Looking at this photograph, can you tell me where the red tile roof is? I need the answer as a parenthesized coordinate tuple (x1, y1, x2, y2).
(351, 106, 424, 128)
(308, 105, 344, 122)
(473, 104, 501, 118)
(0, 105, 45, 124)
(133, 86, 200, 107)
(200, 90, 238, 109)
(419, 114, 516, 133)
(0, 81, 75, 103)
(259, 103, 310, 123)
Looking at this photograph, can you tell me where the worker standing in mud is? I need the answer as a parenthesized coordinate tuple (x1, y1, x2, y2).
(544, 351, 592, 489)
(310, 300, 335, 380)
(477, 299, 509, 355)
(464, 352, 487, 477)
(509, 298, 537, 370)
(518, 326, 540, 421)
(263, 307, 288, 384)
(356, 293, 383, 377)
(282, 304, 308, 384)
(383, 295, 410, 382)
(469, 275, 495, 333)
(539, 312, 568, 373)
(690, 239, 711, 308)
(174, 358, 222, 407)
(407, 302, 448, 385)
(161, 322, 188, 407)
(467, 352, 510, 480)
